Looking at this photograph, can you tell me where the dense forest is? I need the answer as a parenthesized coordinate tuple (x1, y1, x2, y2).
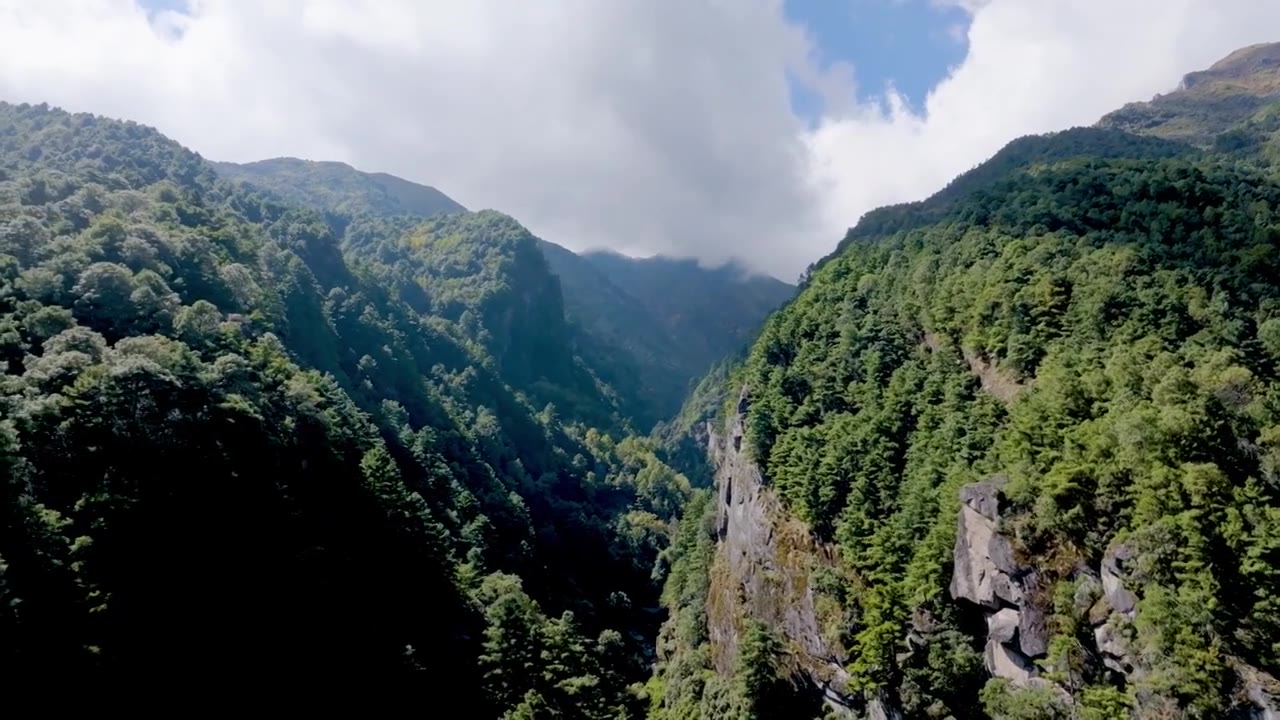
(213, 157, 793, 430)
(0, 101, 702, 713)
(214, 156, 467, 220)
(7, 39, 1280, 720)
(645, 42, 1280, 719)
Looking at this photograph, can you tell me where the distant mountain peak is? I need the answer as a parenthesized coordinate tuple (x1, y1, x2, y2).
(214, 156, 466, 218)
(1179, 42, 1280, 94)
(579, 248, 777, 282)
(240, 156, 352, 169)
(1099, 41, 1280, 147)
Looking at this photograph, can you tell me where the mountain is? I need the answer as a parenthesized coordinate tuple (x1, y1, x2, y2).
(0, 101, 694, 713)
(578, 251, 793, 376)
(647, 44, 1280, 719)
(212, 158, 794, 430)
(339, 209, 633, 430)
(1100, 42, 1280, 149)
(14, 38, 1280, 718)
(539, 241, 793, 428)
(214, 156, 466, 219)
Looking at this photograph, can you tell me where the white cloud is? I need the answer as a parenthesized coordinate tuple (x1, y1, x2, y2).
(0, 1, 1277, 281)
(807, 0, 1280, 265)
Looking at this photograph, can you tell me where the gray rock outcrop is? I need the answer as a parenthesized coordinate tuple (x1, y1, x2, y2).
(950, 480, 1049, 685)
(1236, 664, 1280, 720)
(949, 478, 1280, 717)
(1089, 542, 1140, 676)
(1100, 542, 1139, 616)
(707, 389, 873, 717)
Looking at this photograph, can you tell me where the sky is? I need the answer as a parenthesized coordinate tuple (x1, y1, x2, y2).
(784, 0, 971, 118)
(1, 1, 1279, 281)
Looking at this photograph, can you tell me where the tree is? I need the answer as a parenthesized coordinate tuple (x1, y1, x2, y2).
(173, 299, 221, 346)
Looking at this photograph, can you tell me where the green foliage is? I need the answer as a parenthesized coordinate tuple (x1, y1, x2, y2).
(341, 209, 635, 432)
(979, 680, 1073, 719)
(545, 246, 792, 428)
(216, 154, 793, 433)
(733, 122, 1280, 714)
(733, 621, 793, 720)
(647, 491, 717, 720)
(214, 156, 465, 220)
(0, 101, 690, 713)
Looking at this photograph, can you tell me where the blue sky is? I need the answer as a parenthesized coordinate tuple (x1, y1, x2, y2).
(785, 0, 971, 118)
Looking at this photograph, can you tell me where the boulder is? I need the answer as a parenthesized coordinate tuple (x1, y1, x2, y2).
(950, 482, 1017, 609)
(951, 481, 1059, 689)
(1017, 595, 1049, 658)
(960, 481, 1001, 521)
(986, 637, 1036, 685)
(1073, 569, 1102, 613)
(1236, 663, 1280, 720)
(1094, 620, 1134, 675)
(987, 608, 1020, 644)
(868, 691, 905, 720)
(1100, 543, 1138, 617)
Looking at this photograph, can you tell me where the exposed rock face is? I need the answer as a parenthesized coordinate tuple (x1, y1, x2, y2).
(707, 390, 878, 717)
(986, 635, 1036, 685)
(921, 332, 1027, 403)
(1100, 543, 1139, 616)
(949, 481, 1050, 684)
(1235, 664, 1280, 720)
(1099, 42, 1280, 146)
(1094, 620, 1135, 676)
(950, 487, 1280, 719)
(951, 481, 1019, 609)
(867, 692, 904, 720)
(710, 396, 1280, 719)
(1090, 542, 1141, 676)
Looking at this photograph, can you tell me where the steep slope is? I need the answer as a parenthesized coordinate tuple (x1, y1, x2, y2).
(341, 211, 629, 430)
(219, 157, 633, 430)
(813, 126, 1199, 276)
(0, 102, 692, 713)
(541, 241, 793, 429)
(647, 46, 1280, 719)
(536, 238, 684, 428)
(1099, 42, 1280, 166)
(214, 156, 466, 219)
(213, 157, 791, 430)
(580, 251, 793, 382)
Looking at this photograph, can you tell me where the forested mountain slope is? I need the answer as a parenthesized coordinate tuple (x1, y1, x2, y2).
(1100, 42, 1280, 149)
(579, 251, 792, 386)
(646, 43, 1280, 719)
(0, 101, 696, 713)
(214, 156, 466, 220)
(539, 243, 792, 428)
(213, 159, 793, 430)
(338, 209, 632, 431)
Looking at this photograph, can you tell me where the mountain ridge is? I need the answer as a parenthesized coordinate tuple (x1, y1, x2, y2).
(214, 155, 467, 219)
(0, 100, 692, 713)
(646, 41, 1280, 720)
(212, 157, 793, 429)
(1099, 41, 1280, 148)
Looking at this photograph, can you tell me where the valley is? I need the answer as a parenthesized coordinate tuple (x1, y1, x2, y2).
(3, 39, 1280, 720)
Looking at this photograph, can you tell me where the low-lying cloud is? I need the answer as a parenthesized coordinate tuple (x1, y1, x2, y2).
(1, 0, 1278, 280)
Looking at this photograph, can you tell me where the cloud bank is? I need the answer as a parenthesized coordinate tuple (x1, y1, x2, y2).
(1, 0, 1278, 280)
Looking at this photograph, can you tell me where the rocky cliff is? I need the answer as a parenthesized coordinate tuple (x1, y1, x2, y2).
(707, 388, 1280, 719)
(948, 479, 1280, 719)
(949, 480, 1053, 689)
(706, 390, 899, 718)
